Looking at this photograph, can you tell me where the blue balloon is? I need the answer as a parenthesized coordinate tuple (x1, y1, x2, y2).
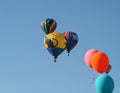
(95, 74, 114, 93)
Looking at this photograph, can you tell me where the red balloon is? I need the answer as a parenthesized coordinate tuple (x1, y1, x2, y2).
(91, 52, 109, 73)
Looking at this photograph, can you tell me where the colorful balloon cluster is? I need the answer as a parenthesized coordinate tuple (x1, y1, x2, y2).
(84, 49, 114, 93)
(40, 18, 115, 93)
(41, 18, 79, 62)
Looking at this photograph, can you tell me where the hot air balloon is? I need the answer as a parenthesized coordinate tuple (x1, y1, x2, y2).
(44, 32, 67, 62)
(95, 74, 114, 93)
(41, 18, 57, 34)
(84, 49, 99, 68)
(91, 52, 109, 73)
(64, 31, 79, 56)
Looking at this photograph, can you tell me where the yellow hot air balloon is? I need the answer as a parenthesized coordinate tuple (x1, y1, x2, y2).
(44, 32, 67, 62)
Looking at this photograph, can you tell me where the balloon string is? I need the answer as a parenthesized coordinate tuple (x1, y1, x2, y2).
(90, 72, 97, 84)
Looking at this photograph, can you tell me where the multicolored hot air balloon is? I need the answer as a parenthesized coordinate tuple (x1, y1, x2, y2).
(95, 74, 114, 93)
(41, 18, 57, 34)
(64, 31, 79, 56)
(44, 32, 67, 62)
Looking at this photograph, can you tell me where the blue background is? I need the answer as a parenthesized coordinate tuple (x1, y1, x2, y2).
(0, 0, 120, 93)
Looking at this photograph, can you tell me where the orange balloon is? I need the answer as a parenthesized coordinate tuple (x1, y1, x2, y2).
(91, 52, 109, 73)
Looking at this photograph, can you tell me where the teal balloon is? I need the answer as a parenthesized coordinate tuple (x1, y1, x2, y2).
(95, 74, 114, 93)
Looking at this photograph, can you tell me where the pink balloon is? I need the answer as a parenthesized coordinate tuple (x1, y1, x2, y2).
(84, 49, 99, 68)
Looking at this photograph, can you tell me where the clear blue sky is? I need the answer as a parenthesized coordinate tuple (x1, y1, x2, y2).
(0, 0, 120, 93)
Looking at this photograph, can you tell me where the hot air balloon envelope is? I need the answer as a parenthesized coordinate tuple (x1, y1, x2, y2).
(41, 18, 57, 34)
(64, 31, 79, 55)
(44, 32, 67, 62)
